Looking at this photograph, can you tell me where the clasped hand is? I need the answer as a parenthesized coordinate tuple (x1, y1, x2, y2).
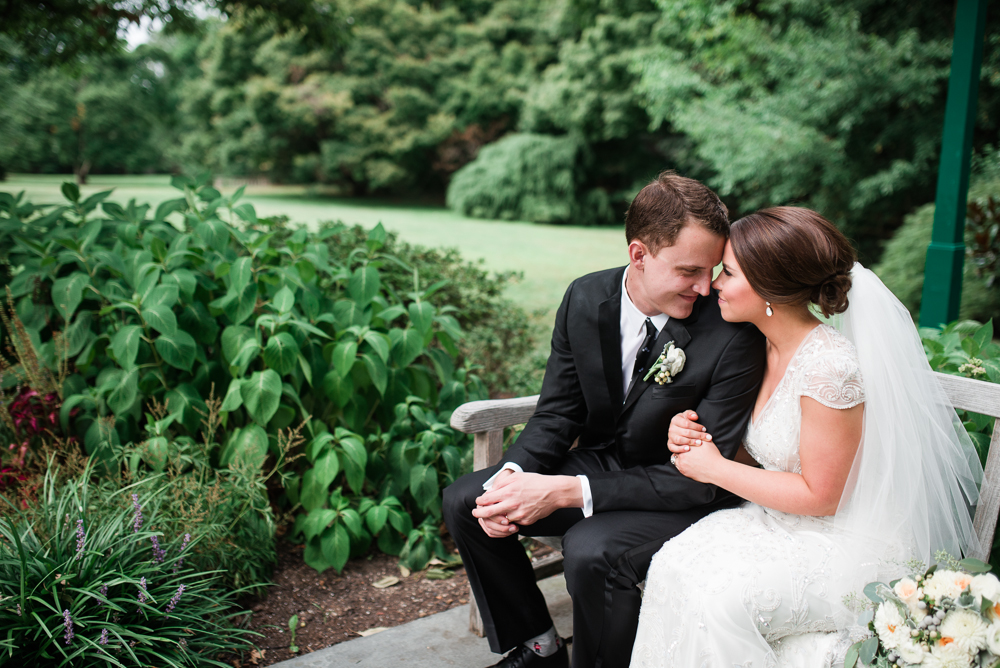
(667, 410, 724, 483)
(472, 470, 565, 539)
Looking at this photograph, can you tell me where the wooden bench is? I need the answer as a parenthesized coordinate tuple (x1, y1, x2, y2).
(449, 372, 1000, 636)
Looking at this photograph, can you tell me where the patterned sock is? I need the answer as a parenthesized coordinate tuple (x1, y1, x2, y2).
(523, 626, 561, 657)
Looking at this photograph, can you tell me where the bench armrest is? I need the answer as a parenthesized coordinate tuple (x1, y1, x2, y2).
(450, 395, 539, 471)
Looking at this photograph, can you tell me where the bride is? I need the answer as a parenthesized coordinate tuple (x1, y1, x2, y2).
(629, 207, 984, 668)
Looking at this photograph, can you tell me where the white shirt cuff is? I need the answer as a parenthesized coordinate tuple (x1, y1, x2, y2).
(482, 463, 523, 491)
(577, 475, 594, 518)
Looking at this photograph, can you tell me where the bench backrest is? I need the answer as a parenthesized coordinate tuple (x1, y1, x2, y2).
(451, 372, 1000, 562)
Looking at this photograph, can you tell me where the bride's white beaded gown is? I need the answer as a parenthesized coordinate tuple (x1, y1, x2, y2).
(630, 324, 867, 668)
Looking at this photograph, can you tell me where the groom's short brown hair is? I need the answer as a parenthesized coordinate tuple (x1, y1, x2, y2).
(625, 171, 729, 253)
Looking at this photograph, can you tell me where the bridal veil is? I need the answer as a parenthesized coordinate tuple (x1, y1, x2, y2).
(830, 264, 983, 616)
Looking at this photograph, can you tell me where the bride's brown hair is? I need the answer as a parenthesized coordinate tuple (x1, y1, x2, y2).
(730, 207, 856, 317)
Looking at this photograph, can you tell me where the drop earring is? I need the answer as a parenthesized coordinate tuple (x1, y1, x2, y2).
(765, 302, 773, 317)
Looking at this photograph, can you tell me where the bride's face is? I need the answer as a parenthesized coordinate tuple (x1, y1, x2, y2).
(712, 242, 766, 322)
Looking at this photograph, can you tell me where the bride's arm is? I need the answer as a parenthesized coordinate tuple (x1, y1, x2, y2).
(673, 398, 863, 516)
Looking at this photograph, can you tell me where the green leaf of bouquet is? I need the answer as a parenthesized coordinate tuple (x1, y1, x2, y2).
(142, 304, 177, 336)
(843, 641, 861, 668)
(263, 332, 300, 375)
(862, 582, 885, 604)
(858, 636, 877, 665)
(111, 325, 142, 369)
(155, 330, 196, 372)
(959, 557, 992, 573)
(242, 369, 282, 425)
(51, 272, 90, 322)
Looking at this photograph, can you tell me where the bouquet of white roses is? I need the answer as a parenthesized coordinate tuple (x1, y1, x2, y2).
(848, 557, 1000, 667)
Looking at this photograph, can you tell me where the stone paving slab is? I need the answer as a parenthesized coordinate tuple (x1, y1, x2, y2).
(270, 574, 572, 668)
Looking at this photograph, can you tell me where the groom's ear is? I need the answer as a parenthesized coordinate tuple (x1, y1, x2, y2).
(628, 240, 650, 271)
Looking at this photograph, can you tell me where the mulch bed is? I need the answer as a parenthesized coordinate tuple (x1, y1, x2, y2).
(239, 537, 555, 667)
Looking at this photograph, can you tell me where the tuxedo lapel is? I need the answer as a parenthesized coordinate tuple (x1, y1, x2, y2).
(598, 271, 625, 409)
(621, 311, 695, 414)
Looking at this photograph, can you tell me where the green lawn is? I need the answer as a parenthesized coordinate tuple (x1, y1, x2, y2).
(3, 174, 626, 336)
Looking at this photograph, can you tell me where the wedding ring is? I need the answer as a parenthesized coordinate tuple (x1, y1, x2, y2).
(670, 454, 679, 466)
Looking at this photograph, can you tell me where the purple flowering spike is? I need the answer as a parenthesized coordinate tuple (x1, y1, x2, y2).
(173, 533, 192, 573)
(137, 576, 148, 607)
(62, 610, 74, 644)
(131, 494, 143, 533)
(98, 583, 108, 606)
(150, 535, 165, 563)
(99, 628, 109, 645)
(75, 519, 85, 560)
(165, 584, 185, 617)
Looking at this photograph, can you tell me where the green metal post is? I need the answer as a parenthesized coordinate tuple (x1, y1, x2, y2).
(919, 0, 989, 328)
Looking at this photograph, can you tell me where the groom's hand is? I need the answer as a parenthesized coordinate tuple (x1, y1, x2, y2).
(473, 472, 582, 527)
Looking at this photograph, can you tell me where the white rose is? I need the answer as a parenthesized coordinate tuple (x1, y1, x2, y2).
(665, 345, 685, 377)
(971, 573, 1000, 607)
(923, 571, 965, 602)
(985, 620, 1000, 656)
(895, 577, 924, 620)
(938, 609, 988, 655)
(897, 639, 926, 664)
(874, 602, 910, 649)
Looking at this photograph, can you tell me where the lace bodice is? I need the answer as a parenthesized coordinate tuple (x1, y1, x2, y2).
(745, 324, 865, 476)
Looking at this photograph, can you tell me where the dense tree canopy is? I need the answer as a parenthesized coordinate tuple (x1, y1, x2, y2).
(2, 0, 999, 257)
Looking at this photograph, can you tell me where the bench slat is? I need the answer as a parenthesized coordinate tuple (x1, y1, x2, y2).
(972, 420, 1000, 562)
(934, 372, 1000, 417)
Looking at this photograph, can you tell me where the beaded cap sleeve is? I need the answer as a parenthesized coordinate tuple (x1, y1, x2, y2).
(798, 327, 865, 410)
(744, 324, 864, 476)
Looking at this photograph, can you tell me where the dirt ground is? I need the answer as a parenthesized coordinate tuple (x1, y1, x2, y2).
(243, 541, 472, 666)
(240, 537, 556, 667)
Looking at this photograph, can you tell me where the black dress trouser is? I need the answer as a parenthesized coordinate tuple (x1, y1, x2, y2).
(442, 448, 740, 668)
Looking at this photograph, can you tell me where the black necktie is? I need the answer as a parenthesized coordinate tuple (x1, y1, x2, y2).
(632, 318, 658, 383)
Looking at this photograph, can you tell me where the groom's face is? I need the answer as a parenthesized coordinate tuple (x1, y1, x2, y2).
(629, 221, 725, 319)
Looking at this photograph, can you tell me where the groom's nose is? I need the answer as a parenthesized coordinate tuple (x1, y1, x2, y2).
(692, 270, 712, 296)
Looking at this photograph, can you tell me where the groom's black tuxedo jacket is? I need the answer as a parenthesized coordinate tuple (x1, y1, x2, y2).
(502, 266, 766, 514)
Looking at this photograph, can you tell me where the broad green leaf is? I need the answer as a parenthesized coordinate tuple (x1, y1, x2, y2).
(229, 256, 253, 293)
(378, 304, 407, 322)
(333, 299, 370, 329)
(107, 368, 138, 415)
(366, 505, 389, 535)
(224, 281, 258, 325)
(220, 378, 243, 412)
(409, 464, 438, 510)
(347, 266, 380, 305)
(219, 424, 268, 470)
(392, 328, 424, 367)
(366, 222, 386, 251)
(408, 302, 435, 335)
(136, 266, 161, 303)
(142, 436, 169, 473)
(312, 449, 341, 489)
(303, 538, 332, 573)
(233, 202, 257, 225)
(195, 219, 229, 251)
(142, 304, 177, 336)
(242, 369, 282, 425)
(153, 197, 186, 224)
(61, 181, 80, 202)
(165, 382, 208, 433)
(110, 325, 142, 369)
(363, 331, 390, 363)
(858, 636, 877, 665)
(179, 302, 219, 345)
(155, 330, 197, 372)
(340, 508, 363, 537)
(166, 268, 198, 301)
(973, 320, 994, 351)
(302, 508, 336, 541)
(263, 332, 300, 375)
(51, 272, 90, 322)
(862, 582, 884, 604)
(361, 353, 387, 396)
(332, 341, 358, 377)
(300, 470, 330, 511)
(387, 507, 413, 535)
(343, 455, 366, 495)
(143, 284, 179, 310)
(273, 286, 295, 313)
(320, 523, 351, 574)
(221, 325, 254, 364)
(322, 370, 353, 408)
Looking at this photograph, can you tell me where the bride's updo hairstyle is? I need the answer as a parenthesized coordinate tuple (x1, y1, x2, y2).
(729, 207, 856, 317)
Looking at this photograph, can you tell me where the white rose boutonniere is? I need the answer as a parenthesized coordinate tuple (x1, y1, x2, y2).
(643, 341, 686, 385)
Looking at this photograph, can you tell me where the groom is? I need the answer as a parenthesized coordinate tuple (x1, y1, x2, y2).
(443, 172, 766, 668)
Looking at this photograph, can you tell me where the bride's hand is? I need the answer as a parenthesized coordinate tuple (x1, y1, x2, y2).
(668, 410, 712, 454)
(673, 438, 723, 483)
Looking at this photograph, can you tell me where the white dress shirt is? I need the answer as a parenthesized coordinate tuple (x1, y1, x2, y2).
(483, 268, 669, 519)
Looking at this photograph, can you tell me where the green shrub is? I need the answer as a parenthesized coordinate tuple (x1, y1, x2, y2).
(0, 464, 257, 666)
(0, 175, 528, 575)
(446, 133, 613, 226)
